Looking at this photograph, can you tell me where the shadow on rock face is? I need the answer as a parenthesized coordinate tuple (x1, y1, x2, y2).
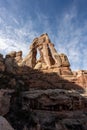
(0, 66, 86, 130)
(0, 33, 87, 130)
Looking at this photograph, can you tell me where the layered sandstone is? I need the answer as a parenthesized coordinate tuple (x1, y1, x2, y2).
(0, 33, 87, 130)
(0, 34, 87, 91)
(22, 33, 70, 70)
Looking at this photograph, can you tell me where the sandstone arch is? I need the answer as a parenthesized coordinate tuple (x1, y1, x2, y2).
(22, 33, 70, 70)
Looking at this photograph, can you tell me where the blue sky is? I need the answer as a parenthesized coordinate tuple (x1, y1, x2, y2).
(0, 0, 87, 70)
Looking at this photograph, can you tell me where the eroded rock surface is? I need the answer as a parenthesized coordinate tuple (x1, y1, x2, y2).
(22, 33, 70, 70)
(0, 33, 87, 130)
(0, 54, 5, 72)
(0, 116, 14, 130)
(0, 89, 14, 116)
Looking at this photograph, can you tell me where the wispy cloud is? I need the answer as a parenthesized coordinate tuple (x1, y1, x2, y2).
(53, 7, 87, 70)
(0, 7, 39, 56)
(0, 5, 87, 70)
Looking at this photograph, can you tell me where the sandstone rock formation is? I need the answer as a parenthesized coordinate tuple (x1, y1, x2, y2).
(22, 33, 70, 70)
(15, 51, 23, 65)
(0, 116, 14, 130)
(0, 33, 87, 130)
(0, 89, 12, 116)
(5, 51, 17, 73)
(5, 51, 23, 73)
(22, 88, 86, 111)
(0, 54, 5, 71)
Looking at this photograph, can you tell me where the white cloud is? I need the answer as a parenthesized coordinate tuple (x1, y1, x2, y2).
(0, 7, 39, 57)
(53, 7, 87, 70)
(0, 6, 87, 70)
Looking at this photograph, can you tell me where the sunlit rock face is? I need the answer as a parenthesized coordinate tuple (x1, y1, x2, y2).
(22, 33, 71, 70)
(0, 33, 87, 90)
(0, 33, 87, 130)
(0, 33, 86, 89)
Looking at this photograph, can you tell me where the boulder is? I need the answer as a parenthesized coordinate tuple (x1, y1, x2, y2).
(0, 89, 11, 116)
(0, 116, 14, 130)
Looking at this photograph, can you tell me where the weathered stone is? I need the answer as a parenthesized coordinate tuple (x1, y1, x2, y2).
(21, 33, 71, 70)
(59, 53, 70, 67)
(34, 62, 42, 69)
(0, 54, 5, 72)
(22, 45, 37, 68)
(49, 43, 62, 67)
(42, 43, 52, 68)
(8, 78, 16, 87)
(0, 89, 11, 116)
(38, 33, 50, 44)
(5, 51, 23, 69)
(15, 51, 23, 65)
(5, 54, 17, 73)
(60, 67, 72, 75)
(16, 51, 22, 57)
(0, 116, 14, 130)
(75, 71, 87, 89)
(0, 33, 87, 130)
(0, 54, 3, 61)
(0, 61, 5, 72)
(22, 88, 86, 111)
(6, 51, 16, 58)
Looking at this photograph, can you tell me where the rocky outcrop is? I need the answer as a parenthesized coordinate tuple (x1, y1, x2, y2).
(0, 34, 86, 90)
(30, 111, 87, 130)
(0, 116, 14, 130)
(59, 53, 70, 67)
(0, 34, 72, 76)
(0, 33, 87, 130)
(5, 51, 17, 73)
(74, 70, 87, 89)
(0, 54, 5, 72)
(22, 34, 70, 70)
(5, 51, 23, 73)
(0, 89, 11, 116)
(22, 46, 37, 68)
(15, 51, 23, 66)
(22, 88, 87, 111)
